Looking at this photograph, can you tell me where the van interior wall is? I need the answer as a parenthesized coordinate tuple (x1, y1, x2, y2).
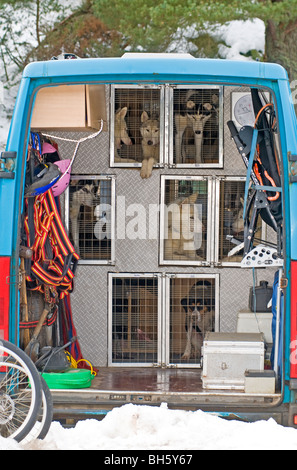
(29, 84, 278, 367)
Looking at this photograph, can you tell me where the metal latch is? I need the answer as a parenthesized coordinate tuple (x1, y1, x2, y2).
(0, 151, 16, 179)
(280, 277, 288, 289)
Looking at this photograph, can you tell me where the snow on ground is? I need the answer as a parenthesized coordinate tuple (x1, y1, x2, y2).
(1, 403, 297, 450)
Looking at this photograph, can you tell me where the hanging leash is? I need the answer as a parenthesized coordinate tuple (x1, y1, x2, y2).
(42, 120, 104, 180)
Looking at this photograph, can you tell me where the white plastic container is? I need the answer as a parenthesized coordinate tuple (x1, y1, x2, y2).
(244, 370, 275, 394)
(202, 332, 265, 390)
(237, 309, 273, 344)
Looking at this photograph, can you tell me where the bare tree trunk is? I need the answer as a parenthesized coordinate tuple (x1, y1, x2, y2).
(265, 17, 297, 114)
(265, 18, 297, 84)
(36, 0, 41, 46)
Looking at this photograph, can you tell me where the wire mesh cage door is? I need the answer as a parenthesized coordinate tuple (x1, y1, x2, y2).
(110, 85, 165, 167)
(166, 274, 219, 368)
(169, 85, 223, 168)
(109, 273, 161, 366)
(160, 175, 212, 265)
(65, 175, 115, 264)
(214, 176, 265, 265)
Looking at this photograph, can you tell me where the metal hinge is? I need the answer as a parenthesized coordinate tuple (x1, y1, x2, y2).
(0, 151, 16, 179)
(288, 151, 297, 162)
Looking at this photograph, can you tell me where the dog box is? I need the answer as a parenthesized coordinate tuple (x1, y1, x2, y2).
(244, 370, 275, 394)
(202, 332, 265, 390)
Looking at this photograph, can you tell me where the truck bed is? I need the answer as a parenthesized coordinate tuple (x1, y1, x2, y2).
(50, 367, 282, 424)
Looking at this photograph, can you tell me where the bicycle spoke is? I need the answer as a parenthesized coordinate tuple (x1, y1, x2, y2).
(0, 340, 42, 442)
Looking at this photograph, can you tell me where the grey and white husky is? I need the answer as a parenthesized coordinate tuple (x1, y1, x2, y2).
(140, 111, 160, 179)
(174, 90, 218, 164)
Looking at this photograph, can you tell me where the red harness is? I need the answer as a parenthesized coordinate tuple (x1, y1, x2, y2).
(24, 188, 79, 300)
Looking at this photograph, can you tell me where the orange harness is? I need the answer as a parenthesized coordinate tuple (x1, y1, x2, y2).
(24, 188, 79, 300)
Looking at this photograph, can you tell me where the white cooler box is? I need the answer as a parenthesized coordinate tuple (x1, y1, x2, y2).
(202, 332, 265, 390)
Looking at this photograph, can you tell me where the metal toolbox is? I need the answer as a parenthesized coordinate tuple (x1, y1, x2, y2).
(202, 332, 265, 390)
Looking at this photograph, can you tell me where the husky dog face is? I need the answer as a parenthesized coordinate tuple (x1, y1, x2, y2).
(140, 111, 160, 147)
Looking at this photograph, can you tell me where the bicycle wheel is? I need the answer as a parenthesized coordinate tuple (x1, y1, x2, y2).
(0, 340, 42, 442)
(37, 376, 53, 440)
(23, 376, 53, 442)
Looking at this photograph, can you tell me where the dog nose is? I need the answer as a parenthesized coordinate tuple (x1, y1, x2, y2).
(147, 140, 153, 146)
(195, 130, 202, 135)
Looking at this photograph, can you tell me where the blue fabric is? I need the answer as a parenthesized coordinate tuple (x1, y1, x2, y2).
(271, 271, 283, 377)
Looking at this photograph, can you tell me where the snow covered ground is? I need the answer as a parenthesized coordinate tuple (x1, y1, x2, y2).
(1, 402, 297, 450)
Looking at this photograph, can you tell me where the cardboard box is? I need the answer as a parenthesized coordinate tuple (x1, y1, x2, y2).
(31, 84, 107, 130)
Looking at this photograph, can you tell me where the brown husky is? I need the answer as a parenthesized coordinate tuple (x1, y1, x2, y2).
(114, 107, 132, 161)
(175, 104, 212, 164)
(140, 111, 160, 179)
(164, 192, 204, 260)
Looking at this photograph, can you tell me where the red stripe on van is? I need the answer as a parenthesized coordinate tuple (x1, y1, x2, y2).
(0, 257, 10, 341)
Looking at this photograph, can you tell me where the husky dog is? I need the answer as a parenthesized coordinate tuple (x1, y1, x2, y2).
(140, 111, 160, 179)
(70, 182, 99, 255)
(181, 281, 214, 361)
(175, 90, 217, 164)
(182, 301, 214, 361)
(114, 107, 132, 161)
(164, 192, 204, 260)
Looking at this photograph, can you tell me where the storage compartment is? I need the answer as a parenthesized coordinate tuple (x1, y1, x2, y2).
(110, 85, 163, 167)
(216, 177, 264, 264)
(249, 280, 273, 312)
(237, 309, 273, 344)
(171, 86, 223, 167)
(244, 370, 275, 394)
(160, 176, 210, 265)
(24, 80, 283, 404)
(109, 273, 219, 367)
(109, 274, 160, 365)
(202, 332, 265, 390)
(31, 84, 106, 130)
(65, 175, 115, 263)
(168, 275, 219, 366)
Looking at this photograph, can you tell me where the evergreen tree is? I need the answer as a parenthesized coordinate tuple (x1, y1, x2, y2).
(92, 0, 297, 80)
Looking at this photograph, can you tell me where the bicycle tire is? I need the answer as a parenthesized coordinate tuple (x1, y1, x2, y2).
(0, 340, 42, 442)
(21, 375, 53, 443)
(38, 377, 53, 439)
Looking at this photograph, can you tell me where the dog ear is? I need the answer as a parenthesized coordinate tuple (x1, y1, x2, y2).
(141, 111, 149, 123)
(203, 103, 212, 111)
(117, 107, 128, 118)
(211, 93, 219, 105)
(186, 100, 195, 110)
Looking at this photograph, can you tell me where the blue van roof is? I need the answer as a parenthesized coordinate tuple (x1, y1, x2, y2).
(23, 54, 288, 82)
